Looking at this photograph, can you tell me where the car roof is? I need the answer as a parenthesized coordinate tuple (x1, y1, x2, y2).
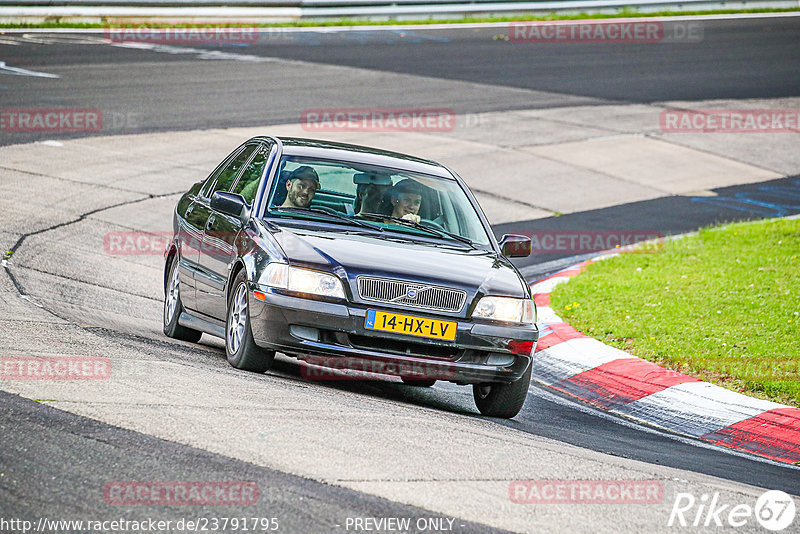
(252, 136, 455, 179)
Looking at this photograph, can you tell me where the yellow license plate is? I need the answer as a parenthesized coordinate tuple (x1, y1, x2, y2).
(365, 310, 456, 341)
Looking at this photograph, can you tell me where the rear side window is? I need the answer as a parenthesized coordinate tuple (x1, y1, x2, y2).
(208, 144, 258, 197)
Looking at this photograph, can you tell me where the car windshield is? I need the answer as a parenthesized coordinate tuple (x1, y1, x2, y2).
(264, 155, 492, 246)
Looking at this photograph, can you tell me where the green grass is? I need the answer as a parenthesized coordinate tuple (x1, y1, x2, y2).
(1, 7, 799, 29)
(550, 217, 800, 407)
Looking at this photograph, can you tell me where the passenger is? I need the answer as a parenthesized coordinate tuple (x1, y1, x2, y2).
(384, 179, 424, 223)
(281, 166, 320, 208)
(354, 173, 392, 216)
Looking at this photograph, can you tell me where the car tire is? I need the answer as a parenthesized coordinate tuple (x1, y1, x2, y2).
(401, 377, 436, 387)
(472, 363, 531, 418)
(163, 255, 203, 343)
(226, 270, 275, 373)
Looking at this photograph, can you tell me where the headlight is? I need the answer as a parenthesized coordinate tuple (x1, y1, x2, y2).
(472, 296, 534, 324)
(259, 263, 346, 300)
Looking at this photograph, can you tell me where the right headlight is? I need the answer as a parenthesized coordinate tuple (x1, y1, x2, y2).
(472, 296, 534, 324)
(259, 263, 346, 300)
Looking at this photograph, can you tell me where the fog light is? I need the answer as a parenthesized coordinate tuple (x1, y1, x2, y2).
(290, 325, 320, 342)
(486, 353, 515, 366)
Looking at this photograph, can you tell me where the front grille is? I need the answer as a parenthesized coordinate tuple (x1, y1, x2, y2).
(357, 276, 466, 313)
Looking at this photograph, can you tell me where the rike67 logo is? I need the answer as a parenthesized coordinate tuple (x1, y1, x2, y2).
(668, 490, 796, 531)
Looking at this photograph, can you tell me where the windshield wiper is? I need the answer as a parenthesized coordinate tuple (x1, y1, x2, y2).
(271, 206, 383, 231)
(357, 213, 477, 249)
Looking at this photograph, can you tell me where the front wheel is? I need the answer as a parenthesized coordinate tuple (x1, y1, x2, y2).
(226, 270, 275, 373)
(472, 363, 531, 418)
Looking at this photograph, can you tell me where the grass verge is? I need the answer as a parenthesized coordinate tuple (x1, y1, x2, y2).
(1, 7, 799, 29)
(550, 217, 800, 407)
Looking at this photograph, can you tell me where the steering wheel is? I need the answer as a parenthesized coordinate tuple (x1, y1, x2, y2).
(420, 219, 446, 232)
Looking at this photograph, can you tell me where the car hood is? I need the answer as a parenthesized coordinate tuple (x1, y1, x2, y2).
(271, 226, 528, 300)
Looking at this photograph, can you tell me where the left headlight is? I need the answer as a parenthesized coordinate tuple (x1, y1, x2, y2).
(472, 296, 534, 324)
(259, 263, 346, 300)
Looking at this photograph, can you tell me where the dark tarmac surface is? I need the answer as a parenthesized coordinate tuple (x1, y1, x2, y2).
(1, 16, 798, 532)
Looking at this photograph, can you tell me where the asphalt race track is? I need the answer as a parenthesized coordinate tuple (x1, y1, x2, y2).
(2, 16, 799, 142)
(1, 15, 799, 534)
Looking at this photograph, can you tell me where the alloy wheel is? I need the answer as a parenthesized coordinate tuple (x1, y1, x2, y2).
(228, 283, 248, 354)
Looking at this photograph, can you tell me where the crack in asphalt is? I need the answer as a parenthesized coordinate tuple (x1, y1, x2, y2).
(6, 195, 147, 259)
(0, 163, 180, 195)
(13, 263, 162, 303)
(0, 184, 191, 342)
(2, 188, 186, 293)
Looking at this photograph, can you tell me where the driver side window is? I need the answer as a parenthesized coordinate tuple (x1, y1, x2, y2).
(232, 144, 270, 206)
(207, 145, 257, 198)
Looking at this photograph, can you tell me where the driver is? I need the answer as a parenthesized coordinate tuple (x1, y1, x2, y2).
(281, 166, 320, 208)
(387, 179, 424, 223)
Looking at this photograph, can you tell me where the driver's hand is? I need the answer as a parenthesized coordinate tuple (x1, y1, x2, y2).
(401, 213, 421, 223)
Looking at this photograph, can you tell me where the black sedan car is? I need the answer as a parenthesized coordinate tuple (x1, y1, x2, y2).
(163, 136, 537, 418)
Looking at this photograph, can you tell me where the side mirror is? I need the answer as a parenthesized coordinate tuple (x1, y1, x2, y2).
(499, 234, 532, 258)
(211, 191, 249, 221)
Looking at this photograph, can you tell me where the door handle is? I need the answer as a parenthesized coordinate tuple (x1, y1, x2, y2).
(206, 215, 216, 229)
(186, 205, 194, 216)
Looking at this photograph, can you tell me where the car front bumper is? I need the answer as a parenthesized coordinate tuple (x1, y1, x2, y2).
(249, 287, 537, 385)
